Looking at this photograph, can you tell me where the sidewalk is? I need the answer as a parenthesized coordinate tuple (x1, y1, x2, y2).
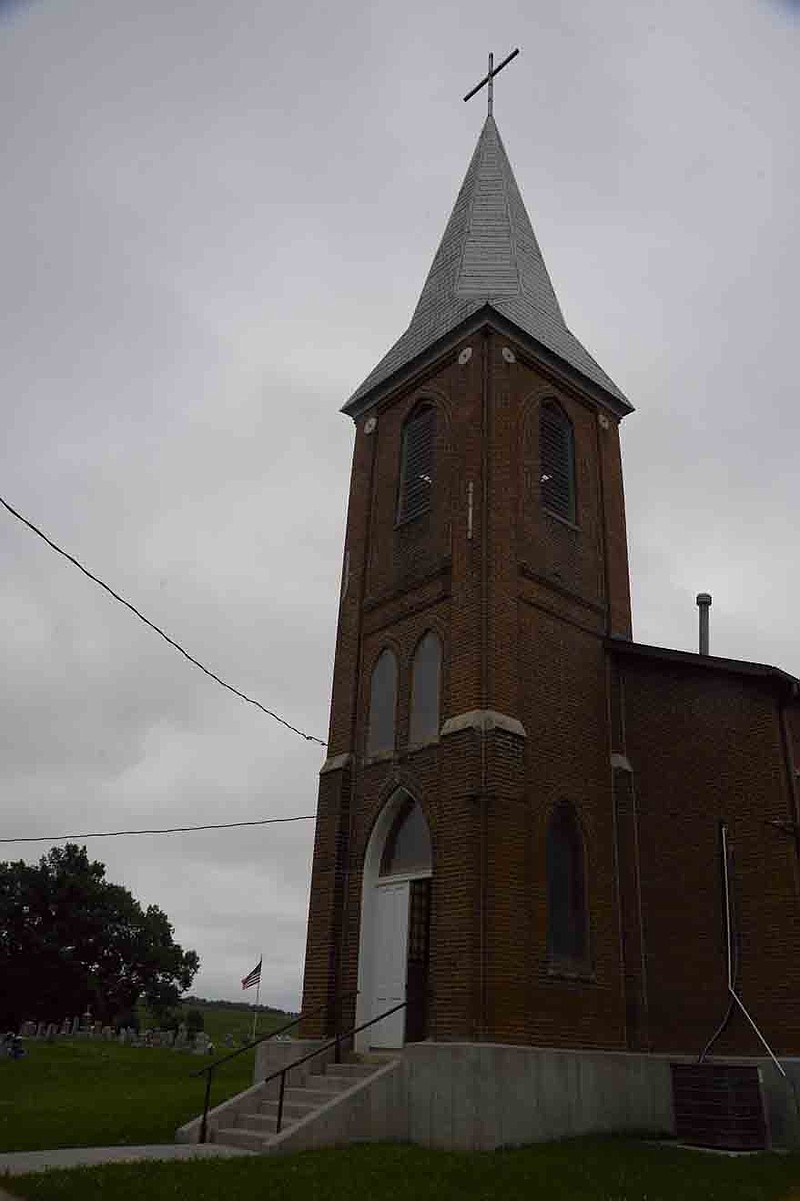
(0, 1142, 254, 1177)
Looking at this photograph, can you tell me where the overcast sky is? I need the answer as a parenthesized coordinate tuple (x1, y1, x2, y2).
(1, 0, 798, 1013)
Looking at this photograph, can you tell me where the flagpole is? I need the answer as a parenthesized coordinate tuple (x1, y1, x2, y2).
(251, 957, 261, 1042)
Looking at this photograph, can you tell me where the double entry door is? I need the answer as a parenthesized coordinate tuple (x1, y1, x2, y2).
(370, 877, 430, 1048)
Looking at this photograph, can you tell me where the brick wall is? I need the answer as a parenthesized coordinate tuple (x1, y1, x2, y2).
(616, 655, 800, 1055)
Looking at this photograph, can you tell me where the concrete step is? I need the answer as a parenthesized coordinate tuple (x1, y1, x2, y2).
(321, 1062, 382, 1080)
(230, 1112, 289, 1135)
(256, 1096, 321, 1119)
(295, 1078, 358, 1098)
(212, 1125, 288, 1150)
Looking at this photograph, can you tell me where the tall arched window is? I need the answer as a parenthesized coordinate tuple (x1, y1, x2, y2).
(540, 401, 576, 523)
(366, 649, 398, 757)
(397, 403, 436, 523)
(409, 631, 442, 746)
(546, 803, 588, 966)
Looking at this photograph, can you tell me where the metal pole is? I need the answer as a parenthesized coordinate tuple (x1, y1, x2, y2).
(721, 822, 732, 989)
(199, 1069, 213, 1144)
(276, 1070, 286, 1134)
(251, 966, 261, 1043)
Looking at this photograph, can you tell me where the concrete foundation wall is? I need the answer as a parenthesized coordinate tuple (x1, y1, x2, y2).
(402, 1043, 675, 1150)
(181, 1040, 800, 1153)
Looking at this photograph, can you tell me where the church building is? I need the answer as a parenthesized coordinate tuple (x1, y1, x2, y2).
(299, 102, 800, 1082)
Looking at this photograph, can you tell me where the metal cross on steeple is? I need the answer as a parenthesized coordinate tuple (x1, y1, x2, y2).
(463, 48, 520, 117)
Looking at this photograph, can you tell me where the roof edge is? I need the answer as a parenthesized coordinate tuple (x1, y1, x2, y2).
(342, 304, 634, 422)
(605, 636, 800, 694)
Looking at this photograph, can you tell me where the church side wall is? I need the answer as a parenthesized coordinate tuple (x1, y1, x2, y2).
(618, 657, 800, 1056)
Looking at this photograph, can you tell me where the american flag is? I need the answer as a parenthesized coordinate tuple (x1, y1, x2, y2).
(241, 956, 262, 990)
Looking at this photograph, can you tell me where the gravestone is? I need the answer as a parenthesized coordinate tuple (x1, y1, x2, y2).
(192, 1032, 210, 1056)
(45, 1024, 57, 1042)
(71, 1017, 80, 1036)
(102, 1026, 113, 1041)
(223, 1033, 235, 1049)
(174, 1023, 189, 1051)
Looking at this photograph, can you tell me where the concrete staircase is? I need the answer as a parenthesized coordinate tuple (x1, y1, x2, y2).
(208, 1055, 392, 1152)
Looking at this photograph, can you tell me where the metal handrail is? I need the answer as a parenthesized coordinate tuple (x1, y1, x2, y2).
(195, 989, 358, 1144)
(264, 998, 410, 1137)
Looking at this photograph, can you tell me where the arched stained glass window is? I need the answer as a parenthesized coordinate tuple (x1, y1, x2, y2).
(540, 401, 576, 523)
(366, 649, 398, 757)
(546, 803, 588, 965)
(379, 797, 432, 877)
(397, 404, 436, 523)
(409, 632, 442, 746)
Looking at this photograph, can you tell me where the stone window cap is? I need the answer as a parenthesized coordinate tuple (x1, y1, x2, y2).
(319, 752, 353, 776)
(440, 710, 527, 739)
(610, 753, 633, 774)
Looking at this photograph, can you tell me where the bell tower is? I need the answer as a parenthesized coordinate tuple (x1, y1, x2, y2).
(301, 110, 634, 1050)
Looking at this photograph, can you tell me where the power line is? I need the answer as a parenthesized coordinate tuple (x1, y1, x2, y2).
(0, 814, 317, 845)
(0, 494, 327, 746)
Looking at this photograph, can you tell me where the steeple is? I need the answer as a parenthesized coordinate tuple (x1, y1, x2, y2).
(345, 115, 630, 414)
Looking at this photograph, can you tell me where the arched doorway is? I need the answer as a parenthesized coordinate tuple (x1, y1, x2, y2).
(356, 790, 432, 1049)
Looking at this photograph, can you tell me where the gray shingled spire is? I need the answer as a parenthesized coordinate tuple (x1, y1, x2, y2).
(345, 115, 628, 412)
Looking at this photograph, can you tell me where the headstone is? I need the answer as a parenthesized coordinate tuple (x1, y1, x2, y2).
(37, 1022, 47, 1038)
(71, 1016, 80, 1036)
(102, 1026, 113, 1041)
(174, 1023, 189, 1051)
(60, 1019, 71, 1036)
(92, 1022, 103, 1038)
(192, 1031, 210, 1056)
(165, 1030, 175, 1047)
(45, 1023, 57, 1042)
(223, 1032, 235, 1048)
(118, 1028, 128, 1044)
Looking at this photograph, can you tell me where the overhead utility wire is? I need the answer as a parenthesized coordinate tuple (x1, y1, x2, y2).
(0, 814, 317, 845)
(0, 495, 327, 746)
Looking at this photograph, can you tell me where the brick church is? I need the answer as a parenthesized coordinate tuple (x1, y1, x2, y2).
(299, 105, 800, 1074)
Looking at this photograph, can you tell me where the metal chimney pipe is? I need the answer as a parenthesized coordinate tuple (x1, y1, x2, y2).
(696, 592, 712, 655)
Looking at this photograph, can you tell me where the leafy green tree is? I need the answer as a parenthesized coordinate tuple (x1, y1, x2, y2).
(0, 844, 199, 1029)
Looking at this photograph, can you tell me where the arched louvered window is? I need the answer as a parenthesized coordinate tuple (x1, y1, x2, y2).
(397, 403, 436, 523)
(366, 649, 398, 757)
(546, 803, 588, 966)
(409, 632, 442, 746)
(540, 401, 576, 523)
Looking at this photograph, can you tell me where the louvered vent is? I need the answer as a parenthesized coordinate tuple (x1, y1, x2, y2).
(540, 402, 576, 522)
(398, 405, 436, 523)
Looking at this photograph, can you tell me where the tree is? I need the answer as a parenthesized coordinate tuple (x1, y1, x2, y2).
(0, 844, 199, 1029)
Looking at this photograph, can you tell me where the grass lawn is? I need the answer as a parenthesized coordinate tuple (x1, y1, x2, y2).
(0, 1038, 253, 1152)
(6, 1139, 800, 1201)
(0, 1004, 294, 1154)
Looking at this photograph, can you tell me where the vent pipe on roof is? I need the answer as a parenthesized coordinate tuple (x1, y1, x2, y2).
(696, 592, 712, 656)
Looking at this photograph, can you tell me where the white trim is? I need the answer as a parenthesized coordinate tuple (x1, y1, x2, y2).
(440, 709, 527, 739)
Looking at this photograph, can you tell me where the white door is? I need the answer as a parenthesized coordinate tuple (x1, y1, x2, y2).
(370, 880, 410, 1048)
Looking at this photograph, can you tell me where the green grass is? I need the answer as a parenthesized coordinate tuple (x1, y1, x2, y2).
(138, 998, 294, 1049)
(6, 1139, 800, 1201)
(0, 1020, 282, 1154)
